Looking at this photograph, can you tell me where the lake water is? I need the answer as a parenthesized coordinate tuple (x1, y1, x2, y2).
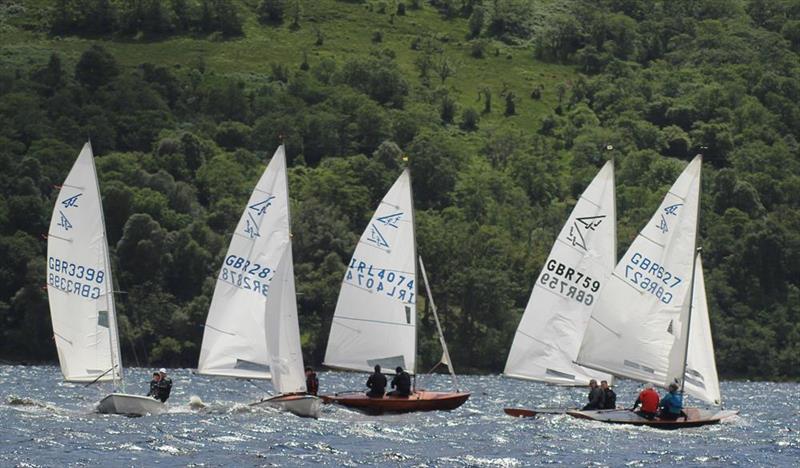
(0, 365, 796, 466)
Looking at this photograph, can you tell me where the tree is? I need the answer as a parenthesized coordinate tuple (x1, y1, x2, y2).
(75, 45, 118, 89)
(258, 0, 287, 23)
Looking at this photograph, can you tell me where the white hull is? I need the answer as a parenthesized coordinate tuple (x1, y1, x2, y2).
(97, 393, 167, 416)
(250, 394, 322, 418)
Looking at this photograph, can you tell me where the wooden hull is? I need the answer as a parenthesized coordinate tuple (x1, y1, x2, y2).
(97, 393, 167, 417)
(503, 407, 575, 418)
(321, 391, 470, 414)
(566, 408, 739, 430)
(250, 394, 322, 419)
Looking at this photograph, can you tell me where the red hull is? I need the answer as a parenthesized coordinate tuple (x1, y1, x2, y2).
(321, 391, 470, 414)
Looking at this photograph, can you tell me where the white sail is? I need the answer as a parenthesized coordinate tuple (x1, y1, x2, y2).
(684, 255, 721, 405)
(264, 245, 307, 394)
(576, 156, 702, 389)
(324, 169, 417, 373)
(198, 146, 290, 379)
(504, 161, 616, 385)
(47, 142, 123, 383)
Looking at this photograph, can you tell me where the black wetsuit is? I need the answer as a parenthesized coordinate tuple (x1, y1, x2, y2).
(147, 379, 159, 398)
(582, 386, 605, 410)
(306, 373, 319, 396)
(603, 388, 617, 409)
(155, 377, 172, 402)
(366, 372, 387, 397)
(390, 371, 412, 397)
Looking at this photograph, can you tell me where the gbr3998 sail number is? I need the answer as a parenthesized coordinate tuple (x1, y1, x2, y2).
(538, 259, 600, 306)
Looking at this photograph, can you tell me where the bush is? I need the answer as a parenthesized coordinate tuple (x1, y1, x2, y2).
(460, 107, 479, 131)
(258, 0, 287, 24)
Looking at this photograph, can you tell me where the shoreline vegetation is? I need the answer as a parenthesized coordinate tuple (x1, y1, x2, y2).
(0, 1, 798, 380)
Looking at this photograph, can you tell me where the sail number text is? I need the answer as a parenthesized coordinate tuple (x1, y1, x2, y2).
(622, 252, 682, 304)
(219, 254, 273, 297)
(47, 257, 105, 299)
(539, 259, 600, 306)
(345, 257, 415, 304)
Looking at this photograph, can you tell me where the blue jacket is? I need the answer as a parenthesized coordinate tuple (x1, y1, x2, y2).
(660, 391, 683, 414)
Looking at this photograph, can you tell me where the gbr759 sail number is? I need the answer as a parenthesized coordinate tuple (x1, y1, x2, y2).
(538, 259, 600, 306)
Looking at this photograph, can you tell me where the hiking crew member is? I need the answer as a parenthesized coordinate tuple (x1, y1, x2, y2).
(388, 366, 412, 397)
(658, 383, 685, 421)
(582, 379, 605, 410)
(153, 368, 172, 403)
(146, 372, 160, 399)
(601, 380, 616, 409)
(632, 383, 660, 420)
(305, 366, 319, 396)
(366, 365, 387, 398)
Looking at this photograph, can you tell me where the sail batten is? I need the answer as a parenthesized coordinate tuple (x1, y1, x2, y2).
(504, 161, 616, 386)
(324, 169, 417, 374)
(198, 146, 290, 379)
(576, 156, 703, 390)
(47, 143, 122, 384)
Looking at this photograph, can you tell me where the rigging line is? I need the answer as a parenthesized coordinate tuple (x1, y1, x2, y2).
(83, 365, 117, 388)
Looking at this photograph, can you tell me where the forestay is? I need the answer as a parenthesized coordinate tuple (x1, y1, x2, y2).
(684, 255, 721, 405)
(324, 169, 417, 373)
(198, 146, 290, 379)
(47, 142, 123, 383)
(504, 161, 616, 385)
(264, 245, 307, 394)
(576, 156, 702, 389)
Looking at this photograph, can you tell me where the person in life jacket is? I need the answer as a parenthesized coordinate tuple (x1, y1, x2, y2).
(146, 372, 161, 399)
(582, 379, 605, 410)
(601, 380, 616, 409)
(388, 366, 412, 397)
(658, 383, 686, 421)
(366, 365, 387, 398)
(631, 383, 660, 419)
(153, 368, 172, 403)
(304, 366, 319, 396)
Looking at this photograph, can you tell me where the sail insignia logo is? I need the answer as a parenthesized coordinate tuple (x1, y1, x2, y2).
(656, 203, 683, 234)
(57, 211, 73, 230)
(57, 192, 82, 230)
(367, 212, 403, 250)
(244, 195, 276, 239)
(566, 215, 605, 250)
(61, 193, 82, 208)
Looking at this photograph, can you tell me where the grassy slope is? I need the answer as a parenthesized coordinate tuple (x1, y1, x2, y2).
(0, 0, 575, 152)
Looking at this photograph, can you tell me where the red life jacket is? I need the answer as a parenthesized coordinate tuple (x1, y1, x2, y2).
(639, 388, 659, 413)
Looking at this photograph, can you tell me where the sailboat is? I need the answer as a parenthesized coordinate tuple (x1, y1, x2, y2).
(197, 145, 321, 418)
(568, 155, 737, 428)
(47, 142, 165, 416)
(503, 161, 616, 416)
(321, 168, 470, 414)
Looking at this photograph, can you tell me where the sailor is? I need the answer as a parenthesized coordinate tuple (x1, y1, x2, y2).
(601, 380, 616, 409)
(581, 379, 605, 410)
(146, 372, 160, 399)
(631, 383, 659, 419)
(388, 366, 412, 397)
(154, 368, 172, 403)
(305, 366, 319, 396)
(366, 364, 387, 398)
(658, 383, 685, 421)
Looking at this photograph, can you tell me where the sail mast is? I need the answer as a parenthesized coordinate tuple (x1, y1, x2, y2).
(88, 142, 124, 391)
(679, 155, 703, 393)
(408, 165, 419, 388)
(419, 256, 459, 391)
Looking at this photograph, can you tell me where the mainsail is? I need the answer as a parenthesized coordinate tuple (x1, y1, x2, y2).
(504, 161, 616, 385)
(47, 142, 123, 383)
(198, 146, 291, 379)
(576, 156, 702, 390)
(264, 245, 307, 394)
(324, 169, 417, 373)
(684, 255, 721, 405)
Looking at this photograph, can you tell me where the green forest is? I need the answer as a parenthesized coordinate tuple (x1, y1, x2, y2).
(0, 0, 798, 380)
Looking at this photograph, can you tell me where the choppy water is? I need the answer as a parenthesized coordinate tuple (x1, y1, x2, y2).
(0, 365, 797, 466)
